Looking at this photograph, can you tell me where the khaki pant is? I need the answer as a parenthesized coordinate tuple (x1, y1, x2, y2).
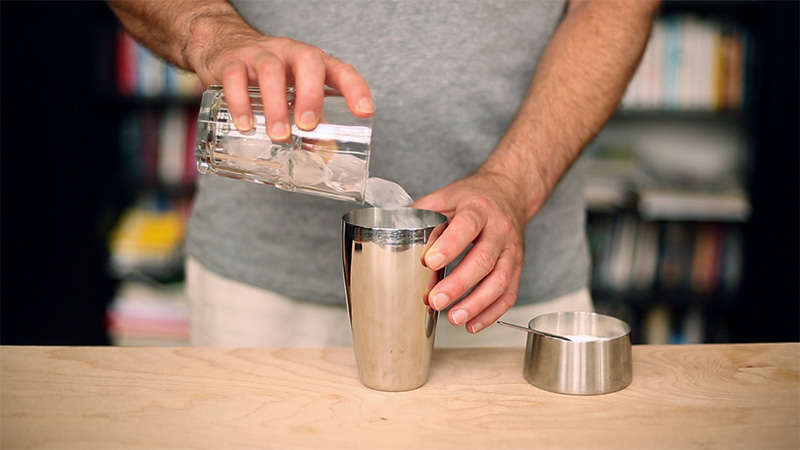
(186, 257, 593, 348)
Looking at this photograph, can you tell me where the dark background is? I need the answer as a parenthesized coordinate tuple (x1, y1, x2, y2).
(1, 1, 798, 345)
(1, 2, 122, 344)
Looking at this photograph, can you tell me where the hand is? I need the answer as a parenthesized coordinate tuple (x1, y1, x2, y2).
(413, 170, 533, 334)
(193, 33, 374, 141)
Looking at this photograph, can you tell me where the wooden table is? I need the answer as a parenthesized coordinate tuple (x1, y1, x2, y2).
(2, 344, 798, 449)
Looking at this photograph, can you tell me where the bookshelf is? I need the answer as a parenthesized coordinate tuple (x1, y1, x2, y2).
(3, 1, 793, 347)
(585, 1, 799, 344)
(105, 29, 203, 346)
(100, 1, 797, 346)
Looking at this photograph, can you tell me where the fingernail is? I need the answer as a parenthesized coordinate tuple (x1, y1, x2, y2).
(431, 293, 449, 310)
(357, 97, 374, 114)
(450, 309, 468, 326)
(237, 115, 252, 131)
(469, 321, 484, 333)
(298, 110, 317, 129)
(426, 252, 444, 270)
(271, 122, 290, 140)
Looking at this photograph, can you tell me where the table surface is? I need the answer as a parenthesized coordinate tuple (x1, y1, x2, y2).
(1, 343, 798, 449)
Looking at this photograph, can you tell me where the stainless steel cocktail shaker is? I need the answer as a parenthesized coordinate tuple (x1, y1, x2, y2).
(342, 208, 448, 391)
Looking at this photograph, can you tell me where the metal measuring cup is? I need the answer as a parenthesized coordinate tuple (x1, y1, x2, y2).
(515, 311, 633, 395)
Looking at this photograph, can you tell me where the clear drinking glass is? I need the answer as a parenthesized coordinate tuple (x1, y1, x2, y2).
(195, 85, 373, 203)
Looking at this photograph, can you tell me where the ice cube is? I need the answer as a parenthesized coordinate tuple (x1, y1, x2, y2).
(292, 149, 331, 187)
(326, 153, 368, 193)
(365, 177, 413, 209)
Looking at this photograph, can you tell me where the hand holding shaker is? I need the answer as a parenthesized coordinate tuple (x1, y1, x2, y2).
(195, 86, 373, 203)
(342, 208, 448, 391)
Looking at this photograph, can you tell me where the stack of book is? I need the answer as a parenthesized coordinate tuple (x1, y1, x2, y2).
(116, 29, 204, 98)
(622, 13, 750, 111)
(108, 197, 191, 281)
(106, 281, 190, 346)
(588, 214, 744, 299)
(119, 107, 199, 189)
(109, 29, 203, 344)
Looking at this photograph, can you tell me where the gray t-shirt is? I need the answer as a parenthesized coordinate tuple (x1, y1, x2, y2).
(187, 0, 590, 305)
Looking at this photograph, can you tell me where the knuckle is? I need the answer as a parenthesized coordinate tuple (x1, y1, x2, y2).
(293, 46, 324, 65)
(265, 36, 294, 49)
(494, 269, 512, 294)
(500, 291, 518, 309)
(466, 195, 492, 212)
(449, 278, 471, 300)
(473, 248, 496, 275)
(457, 211, 482, 236)
(254, 57, 282, 76)
(340, 62, 358, 74)
(329, 60, 357, 76)
(219, 62, 244, 80)
(496, 219, 516, 237)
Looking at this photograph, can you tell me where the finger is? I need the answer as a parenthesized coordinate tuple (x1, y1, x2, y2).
(428, 239, 504, 312)
(253, 53, 291, 141)
(423, 200, 488, 271)
(411, 192, 451, 216)
(220, 60, 254, 132)
(289, 46, 326, 130)
(465, 289, 519, 334)
(434, 240, 516, 318)
(456, 252, 521, 332)
(323, 56, 374, 117)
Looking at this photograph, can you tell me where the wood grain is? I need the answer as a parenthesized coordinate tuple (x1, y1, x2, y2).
(1, 344, 798, 449)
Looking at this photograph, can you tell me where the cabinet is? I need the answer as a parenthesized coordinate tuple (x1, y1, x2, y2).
(584, 1, 799, 344)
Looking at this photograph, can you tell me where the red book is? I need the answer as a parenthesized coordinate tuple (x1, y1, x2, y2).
(115, 29, 137, 97)
(140, 110, 160, 186)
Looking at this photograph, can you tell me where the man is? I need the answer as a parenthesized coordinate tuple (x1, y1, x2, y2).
(107, 0, 659, 346)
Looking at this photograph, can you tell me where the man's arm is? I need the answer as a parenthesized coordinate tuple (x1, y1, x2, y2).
(107, 0, 373, 140)
(414, 0, 661, 333)
(485, 0, 661, 217)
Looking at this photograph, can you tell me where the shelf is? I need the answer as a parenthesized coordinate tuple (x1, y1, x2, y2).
(109, 95, 202, 109)
(636, 187, 750, 222)
(661, 0, 763, 21)
(612, 108, 744, 122)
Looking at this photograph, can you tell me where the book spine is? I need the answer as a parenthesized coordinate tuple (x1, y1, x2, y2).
(115, 29, 137, 96)
(620, 15, 749, 112)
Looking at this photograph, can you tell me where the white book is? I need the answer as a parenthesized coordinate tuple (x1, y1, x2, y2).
(638, 186, 751, 222)
(609, 214, 638, 291)
(136, 44, 166, 97)
(158, 107, 188, 186)
(649, 20, 666, 110)
(678, 15, 699, 109)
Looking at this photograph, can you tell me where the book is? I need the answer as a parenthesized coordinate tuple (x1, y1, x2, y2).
(630, 219, 660, 292)
(657, 222, 693, 292)
(115, 29, 203, 98)
(136, 43, 166, 97)
(621, 14, 750, 112)
(107, 281, 190, 346)
(637, 186, 751, 222)
(139, 110, 161, 186)
(158, 107, 188, 186)
(115, 29, 137, 96)
(108, 203, 186, 279)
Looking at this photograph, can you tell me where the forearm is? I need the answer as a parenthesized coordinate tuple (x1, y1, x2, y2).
(481, 0, 660, 220)
(107, 0, 257, 76)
